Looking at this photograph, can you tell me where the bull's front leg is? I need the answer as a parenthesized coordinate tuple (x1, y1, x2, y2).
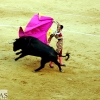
(15, 53, 26, 61)
(33, 59, 46, 72)
(16, 51, 22, 55)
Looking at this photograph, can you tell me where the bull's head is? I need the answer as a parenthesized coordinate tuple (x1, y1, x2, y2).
(13, 38, 21, 52)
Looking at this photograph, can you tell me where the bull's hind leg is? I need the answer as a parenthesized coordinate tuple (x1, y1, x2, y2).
(54, 60, 64, 72)
(34, 59, 46, 72)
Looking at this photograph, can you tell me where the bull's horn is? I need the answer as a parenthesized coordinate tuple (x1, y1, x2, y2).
(8, 39, 16, 44)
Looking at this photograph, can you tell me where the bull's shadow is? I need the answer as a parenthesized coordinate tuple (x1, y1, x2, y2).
(13, 36, 70, 72)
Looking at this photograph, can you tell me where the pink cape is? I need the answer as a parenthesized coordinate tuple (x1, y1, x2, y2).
(19, 13, 53, 44)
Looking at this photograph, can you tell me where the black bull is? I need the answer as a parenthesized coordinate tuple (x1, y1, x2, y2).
(13, 36, 70, 72)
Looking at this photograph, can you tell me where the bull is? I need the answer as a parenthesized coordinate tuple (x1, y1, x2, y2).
(13, 36, 70, 72)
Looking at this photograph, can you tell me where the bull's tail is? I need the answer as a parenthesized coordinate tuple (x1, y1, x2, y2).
(61, 52, 70, 61)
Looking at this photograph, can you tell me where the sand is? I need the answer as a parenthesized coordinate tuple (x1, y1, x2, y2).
(0, 0, 100, 100)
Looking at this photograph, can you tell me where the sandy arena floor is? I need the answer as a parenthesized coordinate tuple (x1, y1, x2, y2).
(0, 0, 100, 100)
